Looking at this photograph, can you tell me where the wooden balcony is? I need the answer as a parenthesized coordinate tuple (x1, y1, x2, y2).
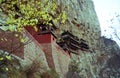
(79, 42, 89, 49)
(57, 31, 89, 55)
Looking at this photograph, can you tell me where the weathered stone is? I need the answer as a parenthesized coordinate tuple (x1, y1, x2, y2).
(0, 0, 120, 78)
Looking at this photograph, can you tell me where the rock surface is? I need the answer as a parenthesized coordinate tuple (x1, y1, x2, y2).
(0, 0, 120, 78)
(52, 0, 120, 78)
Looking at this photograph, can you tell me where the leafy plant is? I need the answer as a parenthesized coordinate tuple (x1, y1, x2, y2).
(0, 0, 67, 32)
(0, 52, 15, 73)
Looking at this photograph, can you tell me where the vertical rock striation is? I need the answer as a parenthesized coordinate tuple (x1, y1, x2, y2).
(53, 0, 120, 78)
(0, 0, 120, 78)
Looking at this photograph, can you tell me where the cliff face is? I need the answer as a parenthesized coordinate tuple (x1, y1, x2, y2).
(54, 0, 101, 49)
(97, 37, 120, 78)
(0, 0, 120, 78)
(53, 0, 120, 78)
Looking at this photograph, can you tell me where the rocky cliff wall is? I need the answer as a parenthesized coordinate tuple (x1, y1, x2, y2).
(0, 0, 120, 78)
(53, 0, 120, 78)
(54, 0, 101, 49)
(53, 0, 102, 77)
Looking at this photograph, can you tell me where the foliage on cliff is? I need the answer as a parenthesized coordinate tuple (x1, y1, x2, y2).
(0, 0, 67, 68)
(0, 0, 66, 32)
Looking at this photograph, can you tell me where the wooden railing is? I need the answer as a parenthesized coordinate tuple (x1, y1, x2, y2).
(57, 31, 89, 55)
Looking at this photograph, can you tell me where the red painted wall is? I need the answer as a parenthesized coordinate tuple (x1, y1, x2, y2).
(25, 26, 70, 69)
(0, 26, 70, 71)
(25, 26, 56, 68)
(0, 30, 24, 58)
(25, 26, 55, 43)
